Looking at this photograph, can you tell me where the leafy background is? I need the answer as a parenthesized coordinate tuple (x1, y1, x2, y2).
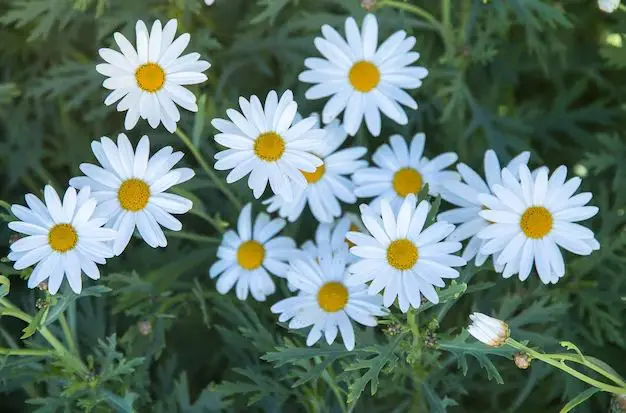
(1, 0, 625, 412)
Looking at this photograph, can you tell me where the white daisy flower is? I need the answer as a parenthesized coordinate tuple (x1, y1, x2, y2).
(476, 165, 600, 284)
(300, 14, 428, 136)
(69, 134, 194, 255)
(271, 250, 386, 350)
(97, 19, 210, 133)
(353, 133, 459, 213)
(438, 150, 530, 266)
(209, 203, 297, 301)
(301, 214, 365, 263)
(212, 90, 324, 202)
(599, 0, 620, 13)
(467, 312, 510, 347)
(264, 120, 367, 223)
(7, 186, 117, 295)
(347, 194, 466, 313)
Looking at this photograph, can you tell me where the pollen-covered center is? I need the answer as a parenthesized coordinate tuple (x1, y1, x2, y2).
(118, 179, 151, 212)
(254, 132, 285, 162)
(392, 167, 423, 197)
(345, 223, 360, 249)
(317, 281, 349, 312)
(48, 224, 78, 253)
(349, 61, 381, 93)
(387, 239, 419, 270)
(237, 240, 266, 270)
(520, 206, 553, 239)
(135, 63, 166, 93)
(302, 164, 326, 184)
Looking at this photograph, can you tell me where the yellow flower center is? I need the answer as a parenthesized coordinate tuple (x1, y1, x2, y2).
(237, 240, 265, 270)
(317, 281, 349, 312)
(254, 132, 285, 162)
(345, 223, 360, 249)
(520, 206, 553, 239)
(392, 167, 423, 197)
(387, 239, 419, 270)
(48, 224, 78, 253)
(135, 63, 166, 93)
(118, 179, 151, 212)
(301, 164, 326, 184)
(349, 60, 380, 93)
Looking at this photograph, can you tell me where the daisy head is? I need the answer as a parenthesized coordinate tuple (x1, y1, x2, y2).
(209, 203, 297, 301)
(69, 134, 195, 256)
(347, 195, 466, 313)
(8, 186, 117, 295)
(438, 150, 530, 266)
(264, 119, 367, 223)
(477, 165, 600, 284)
(301, 214, 365, 263)
(468, 312, 510, 347)
(271, 250, 386, 350)
(97, 19, 210, 132)
(212, 90, 324, 202)
(300, 14, 428, 136)
(353, 133, 459, 213)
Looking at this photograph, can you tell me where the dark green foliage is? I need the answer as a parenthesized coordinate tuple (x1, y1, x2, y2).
(1, 0, 626, 412)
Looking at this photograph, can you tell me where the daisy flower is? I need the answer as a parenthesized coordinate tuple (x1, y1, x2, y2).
(300, 14, 428, 136)
(347, 194, 466, 313)
(69, 134, 194, 255)
(353, 133, 459, 213)
(97, 19, 210, 132)
(209, 203, 297, 301)
(212, 90, 324, 201)
(264, 120, 367, 223)
(301, 214, 365, 262)
(468, 313, 510, 347)
(7, 186, 116, 295)
(438, 150, 530, 266)
(271, 250, 386, 350)
(476, 165, 600, 284)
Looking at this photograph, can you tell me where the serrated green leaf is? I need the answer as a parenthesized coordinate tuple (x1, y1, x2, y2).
(0, 276, 9, 298)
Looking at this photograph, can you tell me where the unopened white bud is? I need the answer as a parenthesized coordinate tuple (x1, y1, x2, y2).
(468, 312, 509, 347)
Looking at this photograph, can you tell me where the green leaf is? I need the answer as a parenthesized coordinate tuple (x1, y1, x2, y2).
(0, 276, 9, 298)
(101, 390, 137, 413)
(559, 388, 600, 413)
(438, 330, 515, 384)
(344, 333, 406, 404)
(44, 285, 111, 326)
(417, 281, 467, 314)
(560, 341, 586, 362)
(21, 307, 48, 339)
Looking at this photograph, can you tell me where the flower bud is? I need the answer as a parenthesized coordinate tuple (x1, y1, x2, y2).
(468, 312, 510, 347)
(137, 320, 152, 336)
(514, 352, 531, 369)
(599, 0, 620, 13)
(361, 0, 376, 11)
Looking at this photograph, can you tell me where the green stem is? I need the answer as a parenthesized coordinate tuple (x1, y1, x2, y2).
(543, 353, 626, 388)
(59, 313, 78, 355)
(507, 339, 626, 395)
(0, 347, 54, 357)
(0, 297, 89, 377)
(321, 369, 347, 413)
(175, 128, 242, 210)
(377, 0, 455, 58)
(165, 230, 221, 244)
(407, 308, 420, 346)
(189, 209, 225, 234)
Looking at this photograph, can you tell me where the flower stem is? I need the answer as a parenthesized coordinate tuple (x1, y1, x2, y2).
(507, 339, 626, 395)
(0, 347, 54, 357)
(175, 128, 242, 210)
(377, 0, 455, 59)
(0, 297, 89, 377)
(407, 308, 420, 345)
(59, 313, 78, 355)
(164, 230, 221, 244)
